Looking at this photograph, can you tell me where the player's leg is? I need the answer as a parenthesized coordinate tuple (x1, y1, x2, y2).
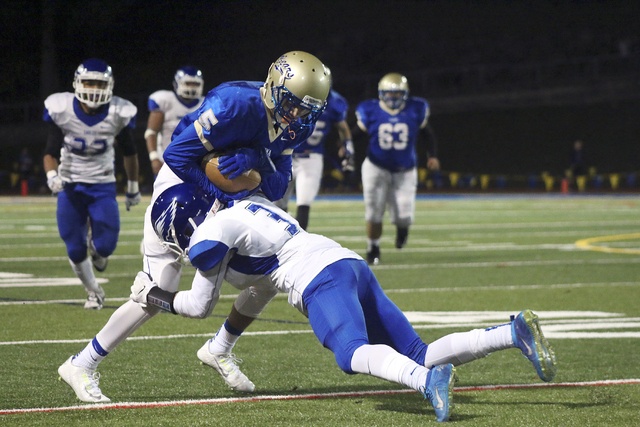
(56, 187, 104, 308)
(86, 183, 120, 272)
(294, 154, 323, 230)
(424, 310, 556, 382)
(361, 158, 389, 264)
(59, 205, 184, 402)
(302, 259, 455, 422)
(200, 284, 278, 392)
(389, 168, 417, 249)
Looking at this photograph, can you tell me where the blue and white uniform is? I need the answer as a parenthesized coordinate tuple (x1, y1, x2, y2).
(357, 97, 429, 226)
(163, 81, 315, 203)
(176, 196, 428, 373)
(43, 92, 137, 262)
(147, 90, 202, 159)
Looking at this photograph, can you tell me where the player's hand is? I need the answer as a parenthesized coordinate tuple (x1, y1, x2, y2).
(125, 180, 141, 211)
(340, 140, 356, 172)
(218, 148, 262, 179)
(130, 271, 156, 307)
(427, 157, 440, 171)
(46, 170, 64, 194)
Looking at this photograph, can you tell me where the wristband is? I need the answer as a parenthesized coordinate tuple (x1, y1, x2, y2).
(148, 150, 160, 162)
(46, 170, 58, 179)
(144, 128, 158, 139)
(127, 180, 139, 194)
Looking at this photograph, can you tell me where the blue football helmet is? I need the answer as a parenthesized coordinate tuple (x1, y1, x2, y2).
(378, 72, 409, 110)
(173, 66, 204, 100)
(262, 51, 331, 132)
(73, 58, 114, 109)
(151, 183, 214, 256)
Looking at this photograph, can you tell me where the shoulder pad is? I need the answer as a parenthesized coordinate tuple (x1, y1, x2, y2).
(111, 96, 138, 119)
(44, 92, 74, 115)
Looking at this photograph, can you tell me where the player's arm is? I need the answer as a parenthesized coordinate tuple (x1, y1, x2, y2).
(117, 127, 141, 210)
(259, 151, 293, 201)
(43, 122, 64, 193)
(145, 110, 164, 175)
(335, 120, 355, 171)
(420, 123, 440, 171)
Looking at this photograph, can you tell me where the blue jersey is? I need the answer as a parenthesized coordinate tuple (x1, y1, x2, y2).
(163, 81, 314, 200)
(356, 97, 429, 171)
(294, 90, 348, 155)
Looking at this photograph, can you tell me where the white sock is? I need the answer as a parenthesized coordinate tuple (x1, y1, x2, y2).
(425, 324, 513, 367)
(367, 239, 380, 250)
(72, 338, 108, 371)
(208, 322, 240, 354)
(351, 344, 428, 392)
(69, 258, 100, 293)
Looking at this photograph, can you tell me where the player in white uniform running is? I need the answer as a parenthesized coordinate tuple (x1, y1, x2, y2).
(145, 66, 205, 176)
(127, 186, 556, 422)
(355, 73, 440, 265)
(42, 58, 141, 310)
(56, 52, 332, 401)
(275, 89, 354, 230)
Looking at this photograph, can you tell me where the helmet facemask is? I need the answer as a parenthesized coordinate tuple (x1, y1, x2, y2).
(262, 51, 331, 133)
(73, 59, 114, 109)
(173, 67, 204, 100)
(378, 73, 409, 111)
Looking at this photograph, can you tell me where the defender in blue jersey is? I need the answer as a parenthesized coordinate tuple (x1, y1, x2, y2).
(42, 58, 141, 310)
(275, 89, 354, 230)
(355, 73, 440, 265)
(124, 186, 555, 422)
(57, 52, 332, 400)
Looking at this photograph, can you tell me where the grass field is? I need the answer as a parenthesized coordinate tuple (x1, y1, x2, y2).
(1, 194, 639, 426)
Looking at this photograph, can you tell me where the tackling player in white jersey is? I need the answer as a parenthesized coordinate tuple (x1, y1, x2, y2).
(145, 66, 205, 176)
(42, 58, 141, 309)
(57, 52, 332, 399)
(275, 89, 354, 230)
(126, 186, 554, 422)
(355, 73, 440, 265)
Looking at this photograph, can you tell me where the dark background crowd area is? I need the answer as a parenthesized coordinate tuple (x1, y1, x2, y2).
(1, 0, 639, 194)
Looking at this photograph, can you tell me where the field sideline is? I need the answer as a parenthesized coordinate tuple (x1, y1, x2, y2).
(0, 194, 639, 426)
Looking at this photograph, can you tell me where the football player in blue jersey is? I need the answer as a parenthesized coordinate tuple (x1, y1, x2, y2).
(42, 58, 141, 310)
(355, 73, 440, 265)
(274, 89, 354, 230)
(124, 185, 555, 422)
(57, 52, 332, 401)
(145, 66, 205, 176)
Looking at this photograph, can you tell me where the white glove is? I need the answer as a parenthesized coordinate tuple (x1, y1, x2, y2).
(46, 170, 64, 194)
(130, 271, 156, 307)
(125, 180, 141, 211)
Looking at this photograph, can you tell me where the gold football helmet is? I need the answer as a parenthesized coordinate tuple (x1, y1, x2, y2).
(262, 51, 331, 131)
(378, 72, 409, 110)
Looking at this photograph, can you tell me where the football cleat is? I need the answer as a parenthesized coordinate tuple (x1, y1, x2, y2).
(58, 356, 111, 403)
(511, 309, 557, 382)
(395, 227, 408, 249)
(421, 363, 456, 422)
(366, 244, 380, 265)
(89, 239, 108, 272)
(84, 286, 105, 310)
(197, 342, 255, 392)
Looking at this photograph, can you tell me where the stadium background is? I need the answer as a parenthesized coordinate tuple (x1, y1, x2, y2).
(1, 0, 638, 194)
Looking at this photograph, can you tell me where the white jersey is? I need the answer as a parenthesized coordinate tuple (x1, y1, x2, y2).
(189, 196, 360, 313)
(147, 90, 203, 156)
(44, 92, 137, 184)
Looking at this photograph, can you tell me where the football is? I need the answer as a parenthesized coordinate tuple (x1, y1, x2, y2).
(201, 152, 262, 193)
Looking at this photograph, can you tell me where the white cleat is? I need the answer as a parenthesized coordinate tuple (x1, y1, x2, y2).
(84, 286, 105, 310)
(197, 342, 255, 392)
(58, 357, 111, 403)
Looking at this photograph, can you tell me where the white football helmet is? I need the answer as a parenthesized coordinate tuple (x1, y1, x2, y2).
(262, 51, 331, 131)
(378, 72, 409, 110)
(173, 66, 204, 100)
(73, 58, 114, 109)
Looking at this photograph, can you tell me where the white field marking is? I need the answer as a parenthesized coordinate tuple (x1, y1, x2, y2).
(1, 379, 639, 415)
(0, 277, 108, 288)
